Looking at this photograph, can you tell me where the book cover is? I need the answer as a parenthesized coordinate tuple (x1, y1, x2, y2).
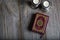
(32, 13, 49, 34)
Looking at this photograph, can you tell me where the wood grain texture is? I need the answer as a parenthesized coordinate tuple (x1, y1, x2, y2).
(0, 0, 60, 40)
(20, 0, 60, 40)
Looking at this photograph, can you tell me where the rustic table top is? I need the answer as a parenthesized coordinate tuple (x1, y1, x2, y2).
(19, 0, 60, 40)
(0, 0, 60, 40)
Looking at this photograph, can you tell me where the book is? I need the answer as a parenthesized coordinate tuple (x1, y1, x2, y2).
(32, 13, 49, 35)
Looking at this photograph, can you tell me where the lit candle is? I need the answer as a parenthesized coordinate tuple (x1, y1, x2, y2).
(33, 0, 39, 4)
(43, 1, 49, 8)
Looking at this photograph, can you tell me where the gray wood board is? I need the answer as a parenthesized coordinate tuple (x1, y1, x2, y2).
(0, 0, 60, 40)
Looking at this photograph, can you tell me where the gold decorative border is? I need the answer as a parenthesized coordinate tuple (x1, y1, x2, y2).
(32, 13, 49, 33)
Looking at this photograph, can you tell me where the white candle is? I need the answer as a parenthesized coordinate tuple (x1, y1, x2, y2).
(43, 1, 49, 7)
(33, 0, 39, 4)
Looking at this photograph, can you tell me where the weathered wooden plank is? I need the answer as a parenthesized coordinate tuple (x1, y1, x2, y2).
(20, 0, 60, 40)
(0, 0, 60, 40)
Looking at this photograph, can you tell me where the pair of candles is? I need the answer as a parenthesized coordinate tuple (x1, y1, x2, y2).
(33, 0, 49, 8)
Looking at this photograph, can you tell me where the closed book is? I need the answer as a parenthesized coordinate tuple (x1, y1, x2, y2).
(32, 13, 49, 35)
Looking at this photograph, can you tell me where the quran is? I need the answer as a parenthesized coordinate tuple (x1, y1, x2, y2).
(32, 13, 49, 34)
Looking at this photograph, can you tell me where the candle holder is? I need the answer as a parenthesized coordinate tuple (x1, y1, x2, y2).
(31, 0, 41, 9)
(38, 0, 51, 12)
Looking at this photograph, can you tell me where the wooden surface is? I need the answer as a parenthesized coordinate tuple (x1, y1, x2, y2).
(20, 0, 60, 40)
(0, 0, 60, 40)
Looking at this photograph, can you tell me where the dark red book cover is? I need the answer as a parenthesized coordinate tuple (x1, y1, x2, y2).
(32, 13, 49, 34)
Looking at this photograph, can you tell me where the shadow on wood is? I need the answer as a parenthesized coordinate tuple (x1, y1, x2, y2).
(28, 14, 36, 31)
